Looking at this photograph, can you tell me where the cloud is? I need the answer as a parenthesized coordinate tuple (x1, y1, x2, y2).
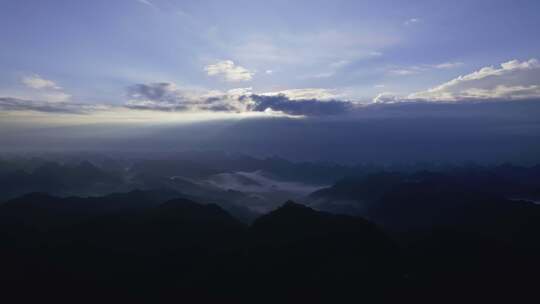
(409, 58, 540, 101)
(226, 30, 394, 75)
(37, 91, 72, 103)
(357, 99, 540, 121)
(304, 53, 382, 80)
(22, 74, 61, 90)
(125, 82, 354, 116)
(388, 62, 463, 76)
(136, 0, 156, 9)
(329, 60, 351, 69)
(204, 60, 254, 82)
(126, 82, 252, 112)
(305, 72, 336, 79)
(388, 68, 423, 76)
(0, 97, 105, 114)
(127, 82, 178, 101)
(12, 59, 538, 118)
(248, 94, 353, 116)
(372, 93, 402, 104)
(2, 83, 354, 117)
(404, 18, 421, 25)
(434, 62, 464, 69)
(19, 74, 71, 103)
(260, 88, 341, 100)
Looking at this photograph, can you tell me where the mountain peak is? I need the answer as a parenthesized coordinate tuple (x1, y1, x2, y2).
(156, 198, 242, 227)
(281, 200, 305, 209)
(268, 201, 319, 218)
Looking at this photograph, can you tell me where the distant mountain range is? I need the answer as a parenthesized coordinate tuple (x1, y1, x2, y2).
(1, 186, 539, 303)
(1, 157, 539, 302)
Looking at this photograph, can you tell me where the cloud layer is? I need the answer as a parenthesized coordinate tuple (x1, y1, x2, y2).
(2, 59, 539, 118)
(408, 58, 540, 101)
(125, 83, 253, 112)
(249, 94, 352, 116)
(0, 97, 104, 113)
(125, 83, 353, 116)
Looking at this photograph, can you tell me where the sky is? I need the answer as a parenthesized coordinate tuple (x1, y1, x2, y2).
(0, 0, 540, 163)
(0, 0, 540, 161)
(1, 0, 539, 118)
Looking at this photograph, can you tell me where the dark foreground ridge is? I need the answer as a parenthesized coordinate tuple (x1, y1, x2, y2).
(0, 194, 399, 303)
(1, 190, 539, 303)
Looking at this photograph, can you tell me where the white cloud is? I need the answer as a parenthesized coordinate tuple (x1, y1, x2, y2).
(404, 18, 421, 25)
(409, 58, 540, 101)
(260, 88, 341, 100)
(204, 60, 254, 82)
(22, 74, 61, 90)
(459, 85, 540, 100)
(373, 92, 401, 103)
(20, 74, 71, 102)
(434, 62, 464, 69)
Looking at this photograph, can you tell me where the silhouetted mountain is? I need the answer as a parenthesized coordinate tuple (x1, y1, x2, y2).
(309, 166, 540, 217)
(306, 169, 540, 303)
(246, 201, 403, 302)
(0, 192, 405, 303)
(155, 198, 246, 229)
(0, 193, 247, 302)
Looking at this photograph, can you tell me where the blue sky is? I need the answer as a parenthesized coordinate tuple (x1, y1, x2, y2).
(1, 0, 540, 121)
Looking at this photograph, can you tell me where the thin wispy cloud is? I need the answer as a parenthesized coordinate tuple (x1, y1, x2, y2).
(388, 68, 423, 76)
(0, 97, 106, 113)
(388, 61, 464, 76)
(404, 18, 422, 25)
(434, 62, 464, 69)
(136, 0, 157, 9)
